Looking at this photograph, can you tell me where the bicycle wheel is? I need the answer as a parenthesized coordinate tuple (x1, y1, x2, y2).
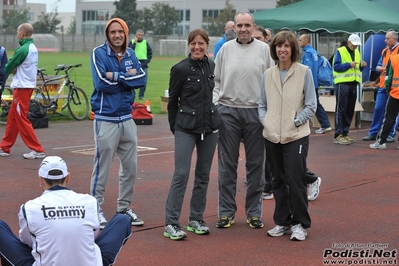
(67, 86, 89, 120)
(32, 89, 50, 106)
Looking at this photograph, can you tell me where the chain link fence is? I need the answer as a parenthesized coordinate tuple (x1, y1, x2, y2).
(1, 33, 343, 58)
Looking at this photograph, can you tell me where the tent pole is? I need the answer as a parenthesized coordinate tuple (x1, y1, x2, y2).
(357, 32, 365, 129)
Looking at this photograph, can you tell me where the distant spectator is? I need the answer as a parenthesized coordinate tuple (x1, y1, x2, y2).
(213, 21, 234, 59)
(369, 52, 399, 150)
(265, 28, 273, 43)
(298, 33, 332, 134)
(332, 34, 367, 145)
(363, 30, 399, 143)
(225, 29, 236, 42)
(128, 29, 152, 100)
(0, 45, 8, 107)
(0, 23, 46, 159)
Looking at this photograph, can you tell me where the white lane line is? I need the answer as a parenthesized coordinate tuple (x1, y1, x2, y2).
(53, 136, 173, 150)
(71, 146, 171, 156)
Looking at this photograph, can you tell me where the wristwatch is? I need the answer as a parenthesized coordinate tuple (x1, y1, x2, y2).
(294, 118, 301, 127)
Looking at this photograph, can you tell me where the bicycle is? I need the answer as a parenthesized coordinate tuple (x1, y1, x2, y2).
(34, 64, 89, 120)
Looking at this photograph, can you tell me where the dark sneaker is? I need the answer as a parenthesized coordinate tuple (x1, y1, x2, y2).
(216, 216, 235, 228)
(290, 224, 308, 241)
(267, 225, 292, 237)
(387, 135, 395, 143)
(98, 210, 108, 230)
(117, 208, 144, 226)
(187, 220, 210, 235)
(246, 217, 264, 228)
(163, 224, 187, 240)
(363, 134, 376, 141)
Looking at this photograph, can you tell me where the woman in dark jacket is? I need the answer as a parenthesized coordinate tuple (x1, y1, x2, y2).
(164, 28, 220, 240)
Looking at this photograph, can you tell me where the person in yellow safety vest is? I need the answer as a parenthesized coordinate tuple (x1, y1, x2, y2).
(369, 53, 399, 150)
(128, 29, 152, 100)
(331, 34, 367, 145)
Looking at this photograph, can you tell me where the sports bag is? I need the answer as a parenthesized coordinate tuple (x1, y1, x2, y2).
(28, 100, 48, 128)
(132, 102, 153, 125)
(318, 55, 333, 86)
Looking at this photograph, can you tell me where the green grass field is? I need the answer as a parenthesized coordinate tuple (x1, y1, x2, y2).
(2, 51, 182, 118)
(38, 52, 182, 115)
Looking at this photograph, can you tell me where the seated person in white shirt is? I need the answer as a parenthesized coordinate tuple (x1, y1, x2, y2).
(0, 156, 132, 266)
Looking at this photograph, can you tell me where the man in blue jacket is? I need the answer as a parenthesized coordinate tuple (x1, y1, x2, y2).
(0, 45, 8, 108)
(213, 21, 234, 59)
(299, 34, 332, 134)
(90, 18, 146, 229)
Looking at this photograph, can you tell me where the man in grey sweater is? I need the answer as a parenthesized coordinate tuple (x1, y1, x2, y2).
(213, 12, 274, 229)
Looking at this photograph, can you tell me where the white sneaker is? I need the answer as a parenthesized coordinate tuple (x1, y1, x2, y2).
(315, 127, 332, 134)
(307, 177, 321, 201)
(267, 225, 292, 237)
(369, 141, 386, 150)
(23, 150, 46, 159)
(164, 224, 187, 240)
(262, 192, 274, 200)
(290, 224, 308, 241)
(0, 148, 10, 157)
(187, 220, 210, 235)
(98, 210, 108, 230)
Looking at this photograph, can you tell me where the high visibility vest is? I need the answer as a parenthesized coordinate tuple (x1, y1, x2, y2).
(133, 39, 148, 60)
(379, 45, 399, 88)
(333, 47, 361, 84)
(389, 54, 399, 99)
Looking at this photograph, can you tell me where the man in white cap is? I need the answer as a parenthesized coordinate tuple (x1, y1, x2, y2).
(331, 34, 367, 145)
(0, 156, 132, 266)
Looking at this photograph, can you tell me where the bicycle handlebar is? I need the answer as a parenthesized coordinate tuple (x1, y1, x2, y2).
(54, 64, 82, 72)
(37, 68, 47, 76)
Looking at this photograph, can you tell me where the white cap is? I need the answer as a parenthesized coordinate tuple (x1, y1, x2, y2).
(348, 34, 362, 46)
(38, 156, 68, 180)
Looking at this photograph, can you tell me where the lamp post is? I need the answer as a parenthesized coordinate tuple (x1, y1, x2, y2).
(182, 0, 186, 36)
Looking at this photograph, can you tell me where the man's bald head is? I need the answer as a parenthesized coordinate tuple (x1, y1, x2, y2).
(18, 23, 34, 37)
(225, 21, 234, 32)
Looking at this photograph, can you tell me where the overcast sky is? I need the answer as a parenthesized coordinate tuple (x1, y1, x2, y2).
(26, 0, 76, 13)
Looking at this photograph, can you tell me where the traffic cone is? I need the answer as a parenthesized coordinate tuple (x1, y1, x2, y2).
(145, 100, 151, 113)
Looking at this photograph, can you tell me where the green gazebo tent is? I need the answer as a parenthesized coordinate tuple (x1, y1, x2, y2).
(253, 0, 399, 33)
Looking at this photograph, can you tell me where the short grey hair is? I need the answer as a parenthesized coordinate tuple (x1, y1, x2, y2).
(388, 30, 398, 40)
(234, 12, 255, 24)
(225, 29, 236, 41)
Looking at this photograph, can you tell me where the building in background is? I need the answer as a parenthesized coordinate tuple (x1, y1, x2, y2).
(26, 3, 46, 23)
(0, 0, 27, 26)
(75, 0, 276, 35)
(26, 3, 74, 35)
(0, 0, 72, 35)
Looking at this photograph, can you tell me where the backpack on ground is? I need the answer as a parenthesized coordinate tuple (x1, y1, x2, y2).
(317, 55, 333, 86)
(28, 100, 48, 128)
